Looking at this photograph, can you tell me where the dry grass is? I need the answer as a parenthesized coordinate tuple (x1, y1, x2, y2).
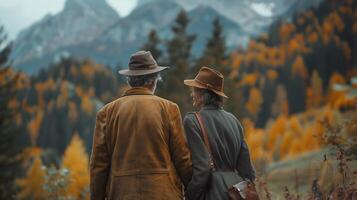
(254, 110, 357, 199)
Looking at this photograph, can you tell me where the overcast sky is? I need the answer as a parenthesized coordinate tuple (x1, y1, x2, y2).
(0, 0, 138, 40)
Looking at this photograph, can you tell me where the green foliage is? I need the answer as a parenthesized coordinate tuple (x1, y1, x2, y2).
(141, 30, 162, 61)
(0, 26, 24, 199)
(159, 9, 196, 113)
(195, 17, 227, 74)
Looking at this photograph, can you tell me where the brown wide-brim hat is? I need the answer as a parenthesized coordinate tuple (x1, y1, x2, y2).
(184, 66, 228, 98)
(118, 51, 168, 76)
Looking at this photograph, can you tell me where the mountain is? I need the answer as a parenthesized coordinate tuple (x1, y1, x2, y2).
(10, 0, 325, 74)
(100, 0, 181, 43)
(186, 5, 247, 55)
(138, 0, 324, 34)
(84, 0, 182, 66)
(10, 0, 120, 73)
(72, 2, 246, 68)
(11, 0, 246, 74)
(137, 0, 271, 35)
(280, 0, 325, 19)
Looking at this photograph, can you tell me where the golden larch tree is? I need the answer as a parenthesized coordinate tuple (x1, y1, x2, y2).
(308, 70, 323, 108)
(27, 110, 44, 145)
(17, 157, 47, 200)
(280, 131, 294, 159)
(291, 55, 308, 80)
(245, 87, 263, 118)
(62, 133, 89, 200)
(279, 23, 296, 42)
(271, 84, 289, 117)
(81, 95, 94, 115)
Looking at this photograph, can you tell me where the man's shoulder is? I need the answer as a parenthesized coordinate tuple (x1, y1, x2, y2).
(98, 95, 180, 114)
(153, 95, 178, 107)
(96, 98, 120, 114)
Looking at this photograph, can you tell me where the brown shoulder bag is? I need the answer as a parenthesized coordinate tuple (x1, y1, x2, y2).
(194, 112, 260, 200)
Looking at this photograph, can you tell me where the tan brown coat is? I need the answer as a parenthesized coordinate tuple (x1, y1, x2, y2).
(90, 87, 192, 200)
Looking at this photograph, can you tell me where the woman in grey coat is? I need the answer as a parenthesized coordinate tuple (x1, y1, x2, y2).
(183, 66, 256, 200)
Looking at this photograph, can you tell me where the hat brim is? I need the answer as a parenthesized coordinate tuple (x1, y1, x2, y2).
(118, 66, 168, 76)
(184, 79, 228, 98)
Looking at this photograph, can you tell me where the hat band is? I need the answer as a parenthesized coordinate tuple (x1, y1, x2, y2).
(195, 78, 221, 91)
(129, 64, 157, 70)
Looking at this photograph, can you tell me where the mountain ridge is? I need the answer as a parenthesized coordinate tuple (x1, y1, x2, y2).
(10, 0, 324, 74)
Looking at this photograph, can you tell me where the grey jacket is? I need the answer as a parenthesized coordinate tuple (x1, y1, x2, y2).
(184, 105, 255, 200)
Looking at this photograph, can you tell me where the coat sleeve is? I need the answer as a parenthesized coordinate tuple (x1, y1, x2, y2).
(236, 121, 256, 181)
(90, 108, 110, 200)
(168, 104, 193, 188)
(184, 114, 210, 200)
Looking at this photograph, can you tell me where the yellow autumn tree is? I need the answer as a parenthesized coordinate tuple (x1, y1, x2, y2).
(291, 55, 308, 80)
(245, 87, 263, 118)
(279, 23, 296, 42)
(56, 81, 69, 108)
(280, 131, 294, 159)
(307, 31, 319, 44)
(266, 115, 287, 156)
(241, 73, 258, 86)
(17, 157, 47, 200)
(288, 139, 303, 157)
(289, 116, 304, 137)
(329, 72, 346, 85)
(242, 119, 270, 169)
(81, 63, 96, 82)
(308, 70, 323, 109)
(271, 84, 289, 117)
(267, 69, 278, 81)
(27, 110, 44, 145)
(301, 126, 318, 151)
(68, 101, 78, 121)
(81, 95, 93, 115)
(62, 134, 89, 200)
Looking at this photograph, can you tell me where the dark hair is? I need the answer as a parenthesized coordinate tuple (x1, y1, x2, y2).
(196, 88, 223, 107)
(127, 73, 160, 87)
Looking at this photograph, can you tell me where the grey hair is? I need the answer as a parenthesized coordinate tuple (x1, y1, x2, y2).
(197, 88, 223, 107)
(127, 73, 161, 87)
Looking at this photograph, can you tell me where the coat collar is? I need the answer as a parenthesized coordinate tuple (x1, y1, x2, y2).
(122, 87, 154, 96)
(201, 104, 222, 110)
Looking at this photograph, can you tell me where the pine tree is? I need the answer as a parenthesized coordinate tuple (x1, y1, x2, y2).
(160, 9, 196, 113)
(62, 133, 89, 199)
(141, 30, 162, 61)
(195, 17, 227, 75)
(0, 26, 23, 199)
(166, 10, 196, 68)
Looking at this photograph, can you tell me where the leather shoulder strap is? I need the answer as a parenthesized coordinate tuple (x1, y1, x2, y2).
(194, 112, 216, 171)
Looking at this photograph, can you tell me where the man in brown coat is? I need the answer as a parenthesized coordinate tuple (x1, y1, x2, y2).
(90, 51, 192, 200)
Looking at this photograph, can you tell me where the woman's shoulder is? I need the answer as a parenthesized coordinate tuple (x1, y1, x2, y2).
(220, 109, 238, 120)
(184, 111, 196, 118)
(183, 112, 197, 124)
(221, 110, 244, 127)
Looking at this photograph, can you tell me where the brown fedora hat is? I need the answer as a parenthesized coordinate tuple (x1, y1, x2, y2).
(118, 51, 168, 76)
(184, 66, 228, 98)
